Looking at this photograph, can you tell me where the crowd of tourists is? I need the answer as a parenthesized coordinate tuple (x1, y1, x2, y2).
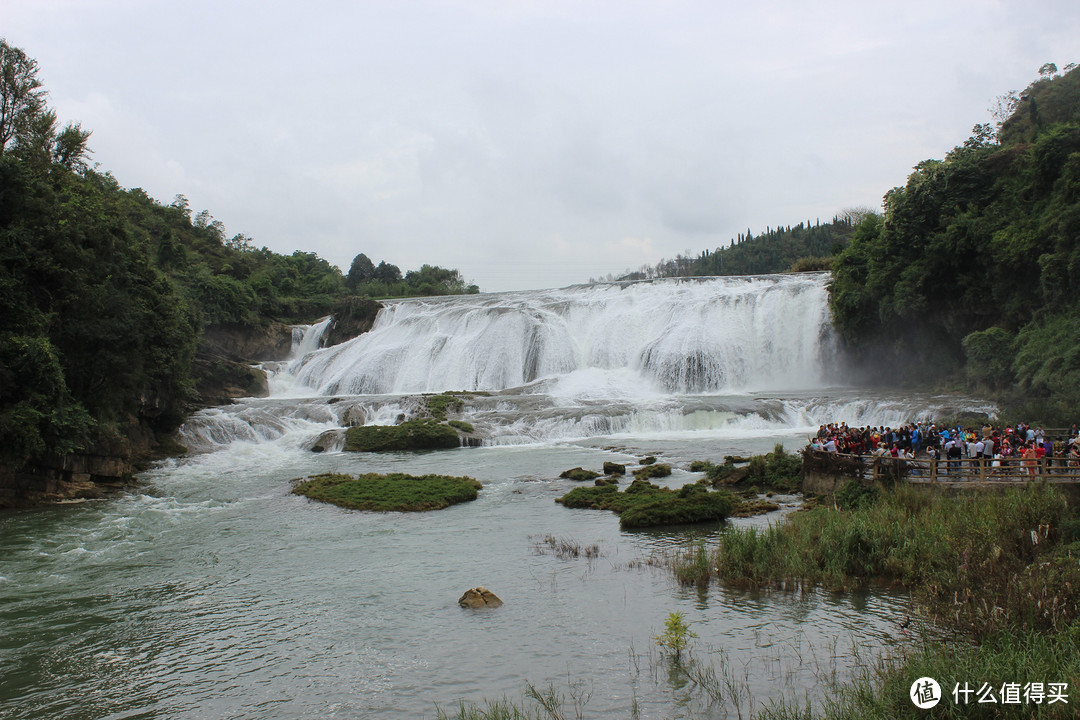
(809, 421, 1080, 467)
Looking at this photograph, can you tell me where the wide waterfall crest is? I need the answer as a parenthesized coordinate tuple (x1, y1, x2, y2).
(291, 274, 834, 395)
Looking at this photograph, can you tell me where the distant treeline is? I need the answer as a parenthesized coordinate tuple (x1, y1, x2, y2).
(0, 38, 476, 469)
(608, 214, 863, 283)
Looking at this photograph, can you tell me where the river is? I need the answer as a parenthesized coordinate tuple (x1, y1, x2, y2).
(0, 276, 993, 719)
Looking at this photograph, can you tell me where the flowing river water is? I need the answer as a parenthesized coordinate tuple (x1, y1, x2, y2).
(0, 276, 995, 719)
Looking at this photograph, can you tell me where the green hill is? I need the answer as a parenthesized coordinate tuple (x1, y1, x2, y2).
(829, 63, 1080, 421)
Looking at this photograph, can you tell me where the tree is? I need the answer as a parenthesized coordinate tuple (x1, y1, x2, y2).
(0, 38, 47, 153)
(373, 260, 402, 282)
(346, 252, 375, 290)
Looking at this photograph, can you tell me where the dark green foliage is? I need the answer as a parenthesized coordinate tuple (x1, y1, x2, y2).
(343, 419, 461, 452)
(750, 444, 802, 491)
(962, 326, 1016, 390)
(556, 479, 734, 528)
(632, 463, 672, 480)
(0, 152, 200, 459)
(700, 445, 801, 492)
(828, 65, 1080, 415)
(348, 262, 479, 299)
(620, 216, 861, 280)
(292, 472, 481, 511)
(834, 479, 880, 510)
(559, 467, 600, 481)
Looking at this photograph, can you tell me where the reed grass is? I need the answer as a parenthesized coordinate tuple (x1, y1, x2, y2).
(713, 482, 1079, 637)
(759, 622, 1080, 719)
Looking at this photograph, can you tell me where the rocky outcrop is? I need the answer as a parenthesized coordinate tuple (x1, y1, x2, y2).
(0, 416, 172, 509)
(324, 297, 382, 347)
(190, 321, 291, 407)
(0, 454, 133, 508)
(458, 587, 503, 608)
(191, 356, 270, 407)
(199, 322, 294, 362)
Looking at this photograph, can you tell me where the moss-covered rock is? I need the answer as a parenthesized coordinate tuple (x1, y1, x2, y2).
(423, 393, 465, 421)
(556, 479, 733, 528)
(292, 472, 481, 511)
(344, 419, 460, 451)
(693, 445, 801, 492)
(559, 466, 601, 481)
(640, 455, 657, 466)
(730, 498, 782, 517)
(632, 463, 672, 480)
(602, 461, 626, 475)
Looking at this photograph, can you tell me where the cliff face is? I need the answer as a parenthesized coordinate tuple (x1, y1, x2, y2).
(191, 322, 293, 408)
(325, 298, 381, 347)
(0, 417, 161, 508)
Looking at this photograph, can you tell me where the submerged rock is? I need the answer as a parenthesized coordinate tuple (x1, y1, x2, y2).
(458, 586, 503, 608)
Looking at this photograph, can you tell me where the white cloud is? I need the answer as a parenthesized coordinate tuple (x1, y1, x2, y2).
(4, 0, 1079, 291)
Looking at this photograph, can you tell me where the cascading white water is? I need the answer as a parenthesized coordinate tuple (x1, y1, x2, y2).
(291, 274, 835, 396)
(290, 315, 334, 358)
(176, 274, 997, 450)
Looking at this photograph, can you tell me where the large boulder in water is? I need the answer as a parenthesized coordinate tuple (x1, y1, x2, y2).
(458, 586, 503, 608)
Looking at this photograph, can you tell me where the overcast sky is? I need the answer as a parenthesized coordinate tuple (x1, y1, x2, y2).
(5, 1, 1078, 291)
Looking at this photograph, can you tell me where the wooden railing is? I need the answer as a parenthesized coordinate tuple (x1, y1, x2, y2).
(807, 450, 1080, 484)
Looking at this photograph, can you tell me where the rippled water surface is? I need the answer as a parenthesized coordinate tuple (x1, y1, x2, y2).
(1, 437, 912, 720)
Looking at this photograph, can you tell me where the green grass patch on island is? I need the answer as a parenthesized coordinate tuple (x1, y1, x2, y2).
(632, 463, 672, 480)
(292, 472, 482, 511)
(344, 419, 460, 451)
(556, 479, 734, 528)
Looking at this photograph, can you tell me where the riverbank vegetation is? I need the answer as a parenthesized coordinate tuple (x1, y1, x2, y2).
(291, 472, 481, 511)
(706, 481, 1080, 718)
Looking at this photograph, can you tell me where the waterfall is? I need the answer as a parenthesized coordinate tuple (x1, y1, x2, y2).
(290, 274, 835, 396)
(290, 316, 334, 359)
(176, 274, 996, 451)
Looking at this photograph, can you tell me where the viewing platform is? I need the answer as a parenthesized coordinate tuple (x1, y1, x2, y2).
(804, 450, 1080, 492)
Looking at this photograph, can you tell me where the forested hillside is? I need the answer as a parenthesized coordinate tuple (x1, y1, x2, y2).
(829, 63, 1080, 421)
(615, 215, 861, 282)
(0, 39, 475, 482)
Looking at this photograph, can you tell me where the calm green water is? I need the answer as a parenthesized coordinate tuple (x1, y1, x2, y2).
(0, 432, 908, 719)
